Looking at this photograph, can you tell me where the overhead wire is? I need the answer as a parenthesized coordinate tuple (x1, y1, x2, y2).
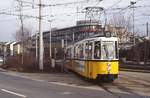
(0, 11, 39, 19)
(1, 0, 149, 29)
(14, 0, 89, 7)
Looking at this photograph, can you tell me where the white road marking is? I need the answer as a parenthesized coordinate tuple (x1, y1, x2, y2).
(61, 91, 72, 95)
(1, 89, 27, 98)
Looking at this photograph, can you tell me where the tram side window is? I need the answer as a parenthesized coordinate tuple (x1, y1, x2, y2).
(75, 46, 79, 59)
(85, 42, 93, 59)
(85, 43, 89, 59)
(75, 44, 84, 59)
(94, 41, 101, 59)
(79, 44, 84, 59)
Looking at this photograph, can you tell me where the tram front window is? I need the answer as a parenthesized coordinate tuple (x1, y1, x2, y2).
(101, 41, 115, 60)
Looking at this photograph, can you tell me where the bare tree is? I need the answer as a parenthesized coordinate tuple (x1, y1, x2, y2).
(108, 14, 133, 43)
(14, 27, 31, 42)
(13, 26, 32, 65)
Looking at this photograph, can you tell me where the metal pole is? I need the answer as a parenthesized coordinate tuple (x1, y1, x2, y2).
(130, 1, 136, 45)
(133, 5, 135, 45)
(146, 22, 149, 36)
(3, 44, 7, 64)
(49, 7, 52, 66)
(49, 21, 52, 63)
(36, 33, 38, 60)
(39, 0, 44, 70)
(73, 32, 75, 43)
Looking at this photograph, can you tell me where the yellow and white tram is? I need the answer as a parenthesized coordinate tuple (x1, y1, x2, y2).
(65, 33, 119, 82)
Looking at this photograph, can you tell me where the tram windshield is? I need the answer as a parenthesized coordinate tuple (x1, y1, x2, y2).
(101, 41, 115, 60)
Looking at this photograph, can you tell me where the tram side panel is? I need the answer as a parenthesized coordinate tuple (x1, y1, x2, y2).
(69, 60, 119, 80)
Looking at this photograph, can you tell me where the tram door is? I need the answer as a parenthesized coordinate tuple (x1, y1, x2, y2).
(85, 41, 93, 78)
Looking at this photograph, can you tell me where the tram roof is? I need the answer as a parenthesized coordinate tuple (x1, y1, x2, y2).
(74, 36, 117, 45)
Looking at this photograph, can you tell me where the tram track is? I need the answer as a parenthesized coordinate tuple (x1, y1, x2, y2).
(69, 70, 149, 97)
(98, 83, 122, 98)
(96, 72, 150, 98)
(119, 74, 150, 87)
(111, 74, 150, 97)
(63, 70, 150, 98)
(61, 70, 150, 97)
(98, 81, 144, 98)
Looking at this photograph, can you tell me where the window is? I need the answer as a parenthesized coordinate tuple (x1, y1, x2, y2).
(75, 44, 84, 59)
(85, 42, 93, 59)
(101, 41, 115, 60)
(85, 43, 89, 59)
(74, 45, 79, 59)
(79, 44, 84, 59)
(94, 41, 101, 59)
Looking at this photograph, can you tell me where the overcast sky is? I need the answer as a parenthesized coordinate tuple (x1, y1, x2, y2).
(0, 0, 149, 42)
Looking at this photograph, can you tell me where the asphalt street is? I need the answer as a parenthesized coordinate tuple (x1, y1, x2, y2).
(0, 69, 149, 98)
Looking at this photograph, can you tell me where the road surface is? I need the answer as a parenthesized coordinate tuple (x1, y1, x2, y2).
(0, 69, 149, 98)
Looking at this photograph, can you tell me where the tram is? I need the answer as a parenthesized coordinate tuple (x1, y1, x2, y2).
(65, 32, 119, 82)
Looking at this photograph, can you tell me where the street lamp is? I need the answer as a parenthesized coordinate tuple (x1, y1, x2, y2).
(48, 20, 52, 61)
(48, 18, 55, 68)
(130, 1, 136, 45)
